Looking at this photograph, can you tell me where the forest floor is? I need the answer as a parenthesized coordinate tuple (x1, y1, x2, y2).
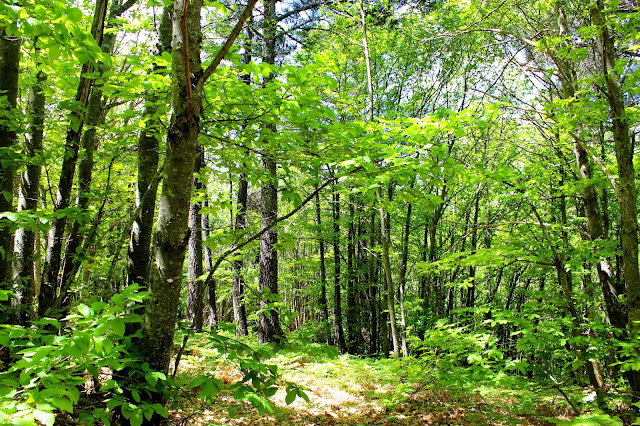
(166, 336, 637, 426)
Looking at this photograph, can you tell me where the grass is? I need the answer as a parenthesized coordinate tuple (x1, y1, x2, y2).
(163, 330, 638, 425)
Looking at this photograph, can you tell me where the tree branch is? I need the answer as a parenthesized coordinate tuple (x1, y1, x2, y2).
(198, 0, 260, 90)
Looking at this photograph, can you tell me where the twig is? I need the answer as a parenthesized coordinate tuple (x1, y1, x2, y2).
(550, 375, 581, 415)
(172, 333, 190, 379)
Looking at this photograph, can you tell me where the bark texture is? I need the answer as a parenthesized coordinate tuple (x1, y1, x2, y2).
(591, 0, 640, 394)
(142, 0, 202, 374)
(13, 70, 45, 325)
(231, 171, 249, 336)
(0, 28, 20, 293)
(38, 0, 109, 317)
(187, 148, 204, 331)
(257, 0, 285, 344)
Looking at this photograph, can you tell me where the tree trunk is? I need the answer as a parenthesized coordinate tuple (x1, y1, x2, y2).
(231, 171, 249, 336)
(551, 1, 625, 331)
(591, 1, 640, 394)
(187, 147, 205, 332)
(0, 28, 20, 298)
(57, 0, 136, 312)
(230, 24, 253, 337)
(315, 188, 330, 343)
(346, 194, 359, 353)
(332, 183, 346, 352)
(141, 0, 203, 375)
(13, 70, 44, 325)
(398, 198, 412, 357)
(257, 0, 285, 344)
(126, 5, 170, 292)
(377, 185, 400, 359)
(368, 211, 378, 354)
(38, 0, 109, 317)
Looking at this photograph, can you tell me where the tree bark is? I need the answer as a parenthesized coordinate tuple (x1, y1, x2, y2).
(332, 183, 346, 352)
(57, 0, 136, 312)
(126, 5, 170, 293)
(0, 28, 20, 297)
(187, 147, 205, 332)
(13, 69, 44, 326)
(550, 1, 626, 331)
(377, 185, 400, 359)
(398, 198, 412, 357)
(346, 194, 359, 353)
(257, 0, 285, 344)
(231, 171, 249, 336)
(141, 0, 203, 375)
(315, 188, 330, 343)
(38, 0, 109, 317)
(368, 211, 378, 354)
(591, 1, 640, 394)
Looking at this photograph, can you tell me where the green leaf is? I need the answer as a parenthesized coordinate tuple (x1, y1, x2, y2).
(263, 386, 278, 397)
(285, 390, 296, 405)
(50, 396, 73, 413)
(111, 318, 125, 337)
(145, 372, 158, 386)
(297, 389, 309, 403)
(152, 404, 169, 418)
(129, 409, 143, 426)
(212, 0, 230, 15)
(324, 75, 338, 90)
(144, 371, 166, 387)
(47, 44, 61, 62)
(69, 115, 81, 133)
(188, 376, 207, 388)
(77, 303, 91, 318)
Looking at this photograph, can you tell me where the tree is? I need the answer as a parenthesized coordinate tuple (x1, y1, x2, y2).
(38, 0, 109, 317)
(0, 26, 20, 307)
(257, 0, 286, 344)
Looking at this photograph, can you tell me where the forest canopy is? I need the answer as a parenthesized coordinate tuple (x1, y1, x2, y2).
(1, 0, 640, 423)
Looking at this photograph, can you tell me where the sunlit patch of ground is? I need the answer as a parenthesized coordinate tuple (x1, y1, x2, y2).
(168, 349, 591, 425)
(169, 342, 632, 426)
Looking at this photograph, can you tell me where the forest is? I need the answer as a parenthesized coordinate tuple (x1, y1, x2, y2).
(2, 0, 640, 423)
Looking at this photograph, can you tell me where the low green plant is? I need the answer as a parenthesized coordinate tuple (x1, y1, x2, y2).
(0, 284, 155, 425)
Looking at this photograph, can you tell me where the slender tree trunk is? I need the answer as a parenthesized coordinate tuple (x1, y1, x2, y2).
(551, 1, 625, 331)
(230, 24, 253, 337)
(257, 153, 285, 343)
(398, 199, 412, 357)
(377, 185, 400, 359)
(13, 70, 45, 325)
(187, 147, 204, 331)
(57, 0, 136, 311)
(39, 0, 109, 317)
(231, 171, 249, 336)
(467, 190, 480, 309)
(346, 194, 359, 353)
(315, 188, 330, 343)
(0, 28, 20, 297)
(126, 5, 170, 292)
(419, 213, 429, 321)
(332, 183, 346, 352)
(591, 1, 640, 394)
(368, 211, 378, 354)
(203, 199, 217, 328)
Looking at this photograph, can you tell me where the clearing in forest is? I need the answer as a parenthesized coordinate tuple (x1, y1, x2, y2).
(169, 340, 634, 425)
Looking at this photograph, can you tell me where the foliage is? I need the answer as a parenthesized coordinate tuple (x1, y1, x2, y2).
(0, 285, 152, 425)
